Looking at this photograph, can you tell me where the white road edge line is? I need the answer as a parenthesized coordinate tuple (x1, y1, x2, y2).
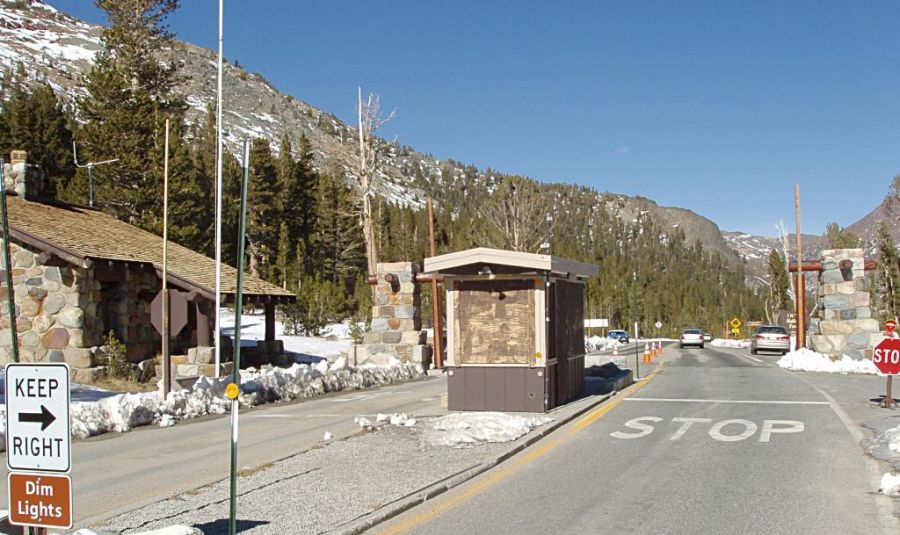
(745, 355, 763, 363)
(624, 397, 830, 405)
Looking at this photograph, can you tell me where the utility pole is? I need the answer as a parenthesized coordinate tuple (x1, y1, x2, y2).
(72, 142, 117, 208)
(794, 184, 805, 350)
(427, 198, 443, 369)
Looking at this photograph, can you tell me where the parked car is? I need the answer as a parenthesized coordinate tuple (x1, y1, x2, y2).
(608, 330, 630, 344)
(679, 328, 704, 349)
(750, 325, 790, 355)
(703, 332, 713, 342)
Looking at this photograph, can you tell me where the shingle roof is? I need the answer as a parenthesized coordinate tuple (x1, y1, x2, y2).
(7, 196, 294, 301)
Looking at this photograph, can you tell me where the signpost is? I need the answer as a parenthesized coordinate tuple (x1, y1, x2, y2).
(875, 321, 900, 408)
(730, 317, 741, 337)
(5, 363, 73, 531)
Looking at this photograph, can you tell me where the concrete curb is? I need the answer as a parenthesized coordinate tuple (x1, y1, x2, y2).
(328, 391, 616, 535)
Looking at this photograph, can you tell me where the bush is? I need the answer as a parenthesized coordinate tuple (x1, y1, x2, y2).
(283, 276, 346, 336)
(95, 330, 133, 380)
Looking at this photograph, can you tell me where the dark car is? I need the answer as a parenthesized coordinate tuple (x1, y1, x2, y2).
(608, 330, 630, 344)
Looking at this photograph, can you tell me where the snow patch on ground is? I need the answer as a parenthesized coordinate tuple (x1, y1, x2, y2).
(879, 472, 900, 496)
(585, 336, 622, 352)
(221, 309, 352, 362)
(776, 348, 880, 375)
(424, 412, 552, 448)
(711, 338, 751, 349)
(0, 360, 423, 449)
(377, 412, 417, 427)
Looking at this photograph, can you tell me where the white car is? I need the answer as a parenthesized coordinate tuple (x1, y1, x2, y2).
(679, 328, 704, 349)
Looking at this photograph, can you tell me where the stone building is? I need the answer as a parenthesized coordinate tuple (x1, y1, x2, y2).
(1, 153, 294, 381)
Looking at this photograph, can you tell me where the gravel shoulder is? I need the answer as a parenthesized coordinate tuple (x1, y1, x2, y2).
(92, 391, 616, 535)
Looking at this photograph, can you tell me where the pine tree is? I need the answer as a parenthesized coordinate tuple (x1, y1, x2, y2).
(314, 170, 364, 286)
(164, 120, 211, 252)
(275, 221, 290, 289)
(824, 222, 860, 249)
(77, 0, 184, 228)
(0, 82, 74, 190)
(246, 137, 279, 279)
(876, 222, 899, 321)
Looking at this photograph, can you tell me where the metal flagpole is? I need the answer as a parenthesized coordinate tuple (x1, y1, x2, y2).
(162, 119, 172, 397)
(214, 0, 225, 378)
(228, 140, 250, 535)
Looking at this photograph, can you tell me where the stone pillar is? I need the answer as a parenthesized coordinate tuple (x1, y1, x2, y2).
(358, 262, 431, 367)
(809, 249, 880, 360)
(3, 151, 48, 201)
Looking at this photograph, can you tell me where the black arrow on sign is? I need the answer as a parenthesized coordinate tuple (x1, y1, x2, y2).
(18, 405, 56, 431)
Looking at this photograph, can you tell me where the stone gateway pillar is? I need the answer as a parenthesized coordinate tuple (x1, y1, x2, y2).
(357, 262, 432, 367)
(809, 249, 880, 360)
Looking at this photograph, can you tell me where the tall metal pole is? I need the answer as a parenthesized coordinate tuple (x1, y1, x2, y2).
(794, 184, 805, 350)
(0, 159, 19, 364)
(161, 120, 171, 397)
(427, 198, 443, 369)
(214, 0, 225, 378)
(229, 140, 250, 535)
(633, 270, 639, 379)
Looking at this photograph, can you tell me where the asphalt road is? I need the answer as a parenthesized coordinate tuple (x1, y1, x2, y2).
(379, 346, 899, 535)
(0, 374, 447, 526)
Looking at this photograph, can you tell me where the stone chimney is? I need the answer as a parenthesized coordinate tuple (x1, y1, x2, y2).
(3, 151, 49, 201)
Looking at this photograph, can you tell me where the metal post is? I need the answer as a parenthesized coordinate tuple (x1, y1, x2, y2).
(0, 160, 19, 364)
(214, 0, 225, 379)
(633, 271, 639, 379)
(229, 140, 250, 535)
(161, 119, 171, 397)
(427, 198, 442, 369)
(794, 184, 805, 350)
(87, 165, 93, 207)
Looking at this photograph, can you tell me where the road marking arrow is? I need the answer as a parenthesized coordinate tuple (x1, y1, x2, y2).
(18, 404, 56, 431)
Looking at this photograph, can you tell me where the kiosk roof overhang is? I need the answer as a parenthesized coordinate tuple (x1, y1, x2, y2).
(424, 247, 598, 279)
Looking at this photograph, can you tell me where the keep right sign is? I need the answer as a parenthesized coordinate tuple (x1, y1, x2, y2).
(873, 338, 900, 375)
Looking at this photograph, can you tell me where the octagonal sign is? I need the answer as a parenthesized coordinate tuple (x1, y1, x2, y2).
(150, 289, 189, 337)
(873, 338, 900, 375)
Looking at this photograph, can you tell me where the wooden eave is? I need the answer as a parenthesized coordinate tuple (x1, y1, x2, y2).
(425, 247, 598, 280)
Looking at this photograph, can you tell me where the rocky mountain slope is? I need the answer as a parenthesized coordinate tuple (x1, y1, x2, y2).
(1, 0, 865, 277)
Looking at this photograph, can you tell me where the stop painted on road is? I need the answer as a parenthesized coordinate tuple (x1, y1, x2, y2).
(610, 416, 805, 443)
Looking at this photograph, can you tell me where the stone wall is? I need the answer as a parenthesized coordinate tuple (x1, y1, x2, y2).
(809, 248, 881, 360)
(0, 241, 99, 379)
(356, 262, 432, 367)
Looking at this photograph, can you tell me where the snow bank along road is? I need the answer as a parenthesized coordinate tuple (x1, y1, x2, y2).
(379, 346, 899, 535)
(0, 374, 446, 526)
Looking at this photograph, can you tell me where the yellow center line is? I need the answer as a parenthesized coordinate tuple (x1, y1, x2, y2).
(379, 363, 665, 535)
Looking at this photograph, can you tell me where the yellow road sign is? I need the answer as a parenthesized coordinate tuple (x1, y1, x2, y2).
(730, 317, 742, 329)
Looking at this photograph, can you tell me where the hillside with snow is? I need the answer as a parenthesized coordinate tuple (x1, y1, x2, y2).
(0, 0, 861, 273)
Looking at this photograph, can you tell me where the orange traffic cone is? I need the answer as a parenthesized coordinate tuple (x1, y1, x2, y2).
(643, 343, 651, 363)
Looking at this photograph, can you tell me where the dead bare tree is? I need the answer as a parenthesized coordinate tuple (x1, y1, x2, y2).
(353, 87, 395, 277)
(476, 177, 553, 252)
(775, 220, 795, 308)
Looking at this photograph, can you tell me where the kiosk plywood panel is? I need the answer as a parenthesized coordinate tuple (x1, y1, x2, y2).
(455, 280, 535, 365)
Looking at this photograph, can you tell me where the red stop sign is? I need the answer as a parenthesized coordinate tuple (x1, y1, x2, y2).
(886, 319, 898, 333)
(874, 338, 900, 375)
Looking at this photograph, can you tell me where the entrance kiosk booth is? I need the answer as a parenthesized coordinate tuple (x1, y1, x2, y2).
(424, 247, 597, 412)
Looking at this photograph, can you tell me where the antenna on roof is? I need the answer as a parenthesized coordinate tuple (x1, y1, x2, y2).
(72, 141, 118, 208)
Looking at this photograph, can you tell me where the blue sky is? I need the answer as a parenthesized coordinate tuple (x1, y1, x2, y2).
(49, 0, 900, 236)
